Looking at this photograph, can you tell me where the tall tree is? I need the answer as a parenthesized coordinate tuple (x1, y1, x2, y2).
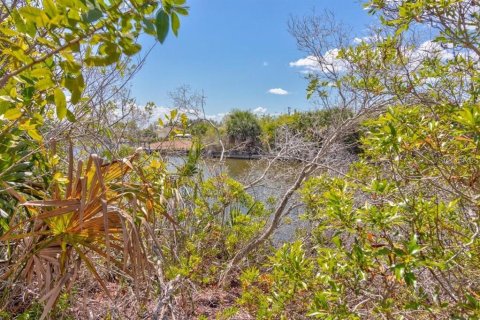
(225, 109, 262, 150)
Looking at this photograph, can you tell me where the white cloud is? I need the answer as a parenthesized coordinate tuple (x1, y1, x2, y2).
(353, 37, 365, 44)
(268, 88, 289, 95)
(323, 48, 347, 71)
(290, 48, 346, 73)
(458, 49, 479, 61)
(252, 107, 267, 114)
(412, 40, 454, 61)
(353, 35, 383, 44)
(205, 112, 227, 122)
(289, 55, 319, 71)
(151, 105, 173, 121)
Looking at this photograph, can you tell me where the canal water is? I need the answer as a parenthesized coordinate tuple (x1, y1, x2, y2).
(167, 156, 306, 242)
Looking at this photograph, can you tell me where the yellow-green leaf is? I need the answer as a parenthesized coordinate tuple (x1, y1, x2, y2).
(4, 108, 22, 120)
(43, 0, 57, 17)
(54, 88, 67, 120)
(171, 12, 180, 37)
(27, 128, 42, 141)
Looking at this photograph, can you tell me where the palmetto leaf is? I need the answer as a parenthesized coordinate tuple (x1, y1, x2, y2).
(1, 150, 150, 319)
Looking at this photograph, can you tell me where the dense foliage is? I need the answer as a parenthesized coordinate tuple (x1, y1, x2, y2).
(0, 0, 191, 318)
(225, 110, 262, 150)
(240, 0, 480, 318)
(186, 108, 353, 155)
(1, 0, 480, 319)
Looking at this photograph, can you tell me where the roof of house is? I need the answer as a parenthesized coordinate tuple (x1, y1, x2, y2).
(149, 140, 192, 151)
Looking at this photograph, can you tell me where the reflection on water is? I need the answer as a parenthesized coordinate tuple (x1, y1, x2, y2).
(166, 156, 306, 242)
(168, 157, 301, 195)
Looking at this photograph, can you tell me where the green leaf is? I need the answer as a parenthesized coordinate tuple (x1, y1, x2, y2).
(143, 18, 156, 35)
(155, 9, 170, 44)
(63, 74, 84, 104)
(27, 128, 42, 141)
(35, 77, 54, 91)
(404, 271, 416, 287)
(306, 78, 319, 100)
(4, 108, 22, 120)
(170, 109, 178, 120)
(12, 10, 27, 33)
(174, 7, 189, 16)
(43, 0, 57, 17)
(82, 8, 103, 23)
(121, 41, 141, 56)
(19, 6, 43, 21)
(66, 109, 76, 122)
(394, 263, 405, 280)
(70, 90, 81, 105)
(171, 12, 180, 36)
(395, 23, 409, 36)
(54, 88, 67, 120)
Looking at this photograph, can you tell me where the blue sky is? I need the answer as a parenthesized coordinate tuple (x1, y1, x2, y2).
(130, 0, 373, 120)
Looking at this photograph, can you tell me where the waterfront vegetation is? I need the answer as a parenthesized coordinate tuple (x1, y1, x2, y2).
(1, 0, 480, 319)
(142, 107, 358, 156)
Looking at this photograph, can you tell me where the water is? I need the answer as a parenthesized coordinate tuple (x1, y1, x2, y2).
(167, 156, 305, 242)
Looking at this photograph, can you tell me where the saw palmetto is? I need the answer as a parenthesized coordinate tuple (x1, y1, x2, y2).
(1, 150, 151, 319)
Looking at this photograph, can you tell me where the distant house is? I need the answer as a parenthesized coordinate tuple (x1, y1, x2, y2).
(157, 125, 191, 139)
(151, 126, 192, 153)
(174, 133, 192, 139)
(149, 140, 192, 153)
